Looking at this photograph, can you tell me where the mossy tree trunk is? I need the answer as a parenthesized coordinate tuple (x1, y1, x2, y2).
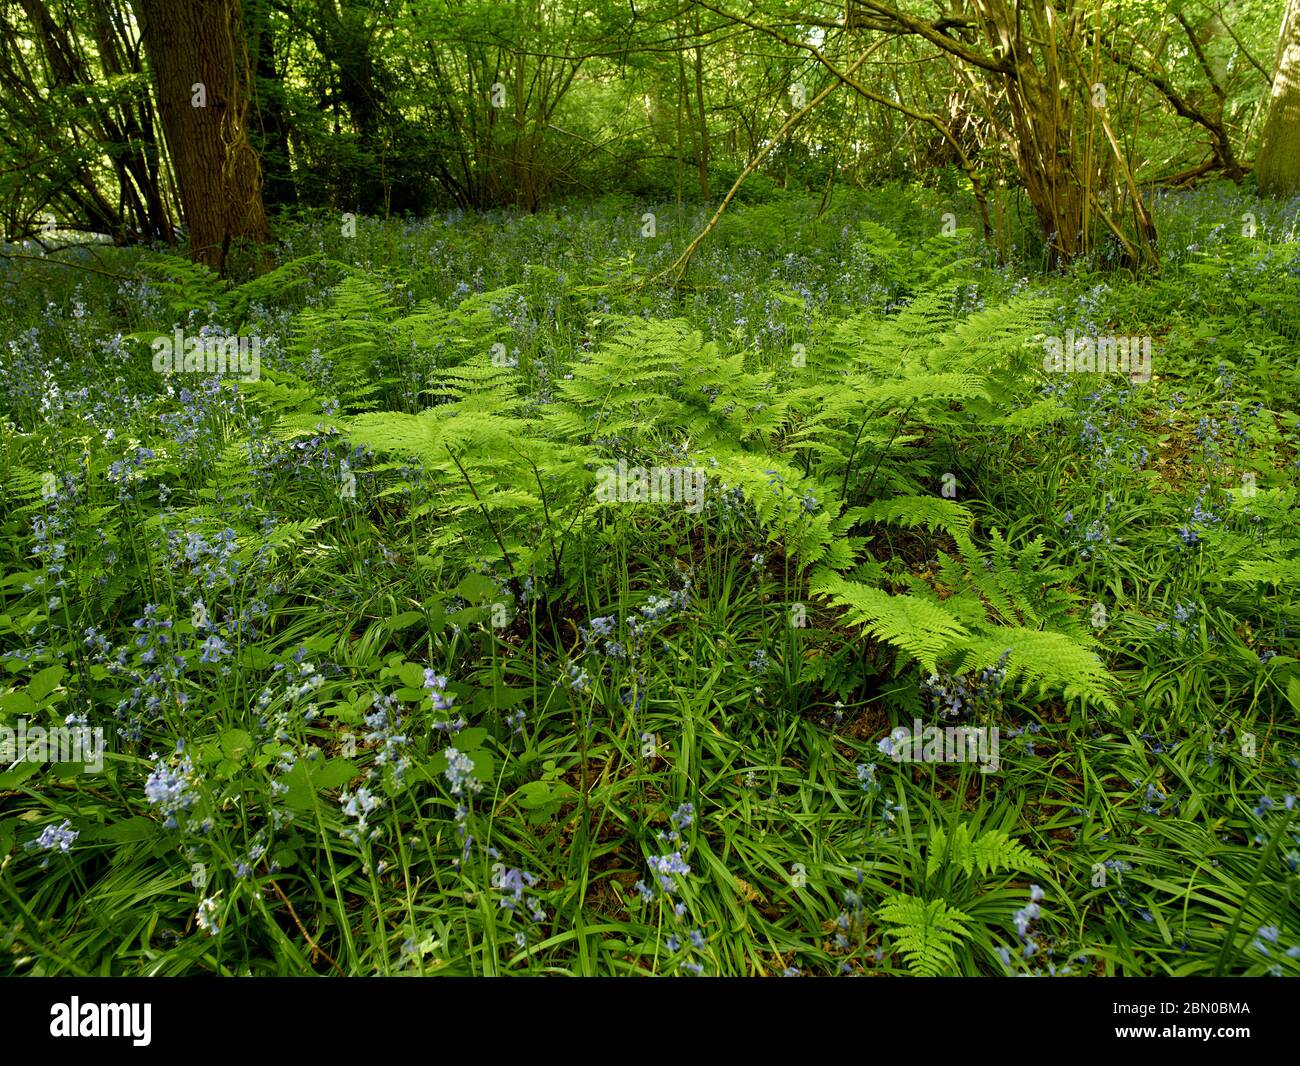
(136, 0, 268, 270)
(1257, 0, 1300, 198)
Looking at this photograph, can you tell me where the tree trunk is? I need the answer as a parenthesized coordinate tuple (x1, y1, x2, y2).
(135, 0, 267, 270)
(1257, 0, 1300, 198)
(693, 42, 710, 200)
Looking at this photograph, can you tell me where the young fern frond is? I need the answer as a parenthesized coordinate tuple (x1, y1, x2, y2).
(927, 823, 1049, 879)
(877, 894, 973, 977)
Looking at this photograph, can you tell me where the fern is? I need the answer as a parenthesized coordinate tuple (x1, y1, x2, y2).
(936, 529, 1084, 632)
(133, 254, 222, 317)
(812, 557, 1116, 709)
(927, 823, 1049, 879)
(952, 628, 1114, 709)
(810, 572, 968, 672)
(858, 495, 977, 558)
(877, 894, 973, 977)
(1228, 559, 1300, 586)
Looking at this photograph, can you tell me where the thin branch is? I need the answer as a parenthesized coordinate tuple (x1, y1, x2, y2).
(0, 250, 130, 279)
(266, 876, 345, 977)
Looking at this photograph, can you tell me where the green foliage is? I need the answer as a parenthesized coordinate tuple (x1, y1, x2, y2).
(877, 894, 974, 977)
(927, 823, 1049, 881)
(1, 190, 1298, 981)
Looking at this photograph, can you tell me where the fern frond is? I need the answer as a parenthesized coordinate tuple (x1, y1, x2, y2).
(1228, 560, 1300, 586)
(928, 823, 1048, 879)
(878, 893, 973, 977)
(952, 627, 1115, 709)
(810, 573, 968, 672)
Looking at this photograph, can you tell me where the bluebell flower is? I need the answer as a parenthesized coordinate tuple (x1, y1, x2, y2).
(144, 751, 199, 828)
(1014, 902, 1040, 938)
(561, 661, 590, 693)
(423, 669, 455, 711)
(196, 896, 221, 936)
(491, 865, 539, 912)
(198, 634, 230, 663)
(442, 747, 482, 797)
(32, 819, 78, 853)
(587, 616, 615, 639)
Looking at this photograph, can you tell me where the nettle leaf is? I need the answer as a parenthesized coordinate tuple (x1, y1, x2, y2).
(456, 573, 499, 603)
(397, 662, 427, 689)
(0, 690, 36, 717)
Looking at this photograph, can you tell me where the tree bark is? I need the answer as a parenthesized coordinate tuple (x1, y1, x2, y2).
(693, 40, 711, 199)
(135, 0, 268, 269)
(1257, 0, 1300, 198)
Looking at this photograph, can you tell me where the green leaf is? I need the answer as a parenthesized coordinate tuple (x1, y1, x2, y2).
(282, 757, 359, 810)
(27, 665, 64, 703)
(456, 727, 489, 751)
(397, 662, 427, 689)
(386, 611, 425, 632)
(0, 690, 36, 717)
(514, 780, 577, 809)
(98, 816, 157, 843)
(0, 762, 39, 789)
(456, 573, 498, 603)
(220, 729, 255, 760)
(312, 758, 359, 791)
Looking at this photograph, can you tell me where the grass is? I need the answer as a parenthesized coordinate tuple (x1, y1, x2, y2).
(0, 180, 1297, 977)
